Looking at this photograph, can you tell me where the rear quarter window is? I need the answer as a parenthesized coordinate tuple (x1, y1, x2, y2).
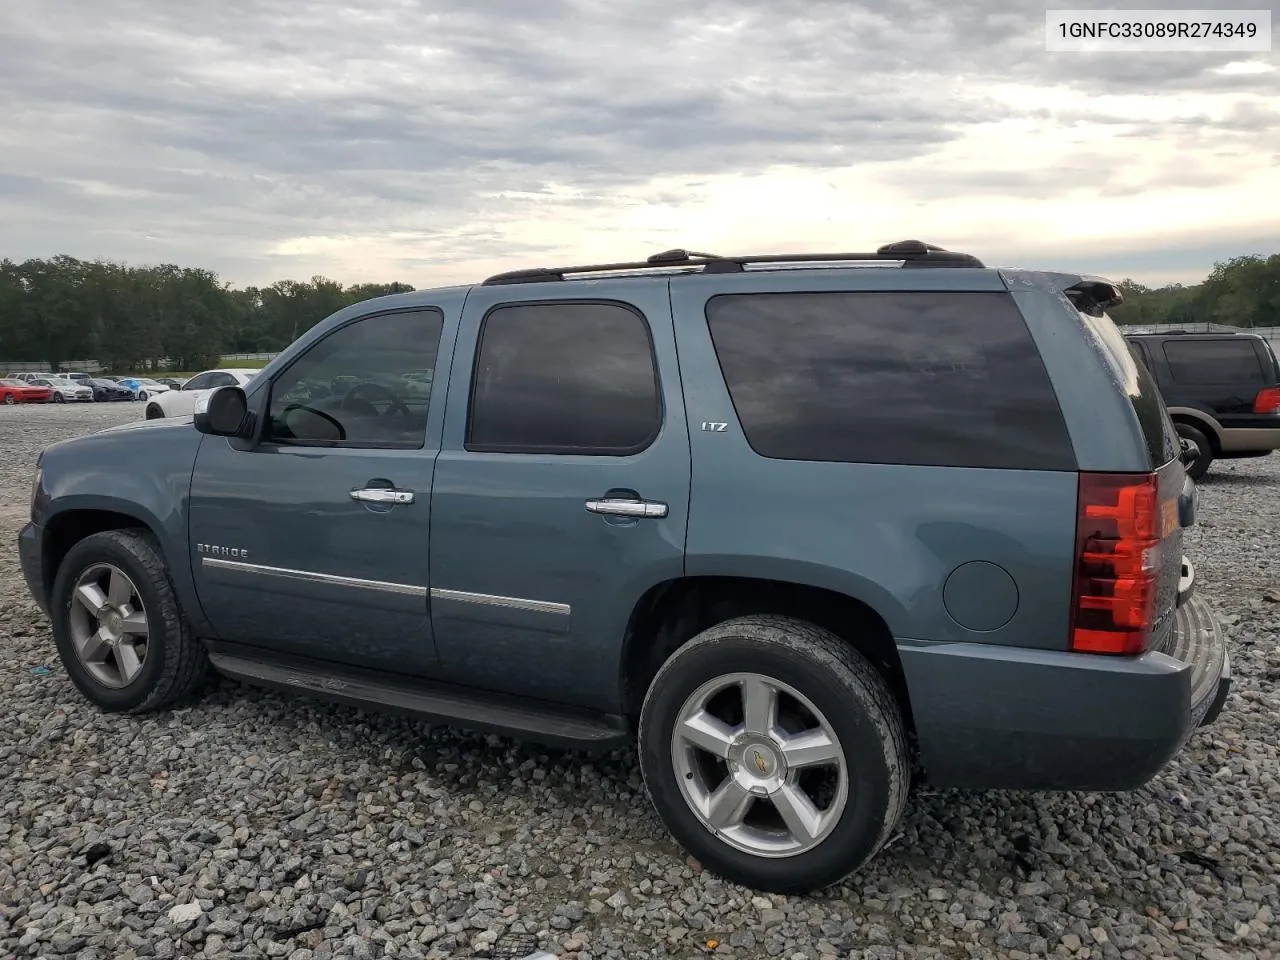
(704, 290, 1076, 471)
(1163, 338, 1267, 385)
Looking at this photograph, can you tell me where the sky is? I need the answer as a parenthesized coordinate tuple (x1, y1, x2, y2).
(1, 0, 1277, 290)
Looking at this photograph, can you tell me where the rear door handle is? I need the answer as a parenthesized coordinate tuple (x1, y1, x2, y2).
(585, 497, 668, 519)
(350, 487, 415, 504)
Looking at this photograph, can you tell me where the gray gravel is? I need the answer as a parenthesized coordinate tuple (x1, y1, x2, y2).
(2, 402, 1278, 960)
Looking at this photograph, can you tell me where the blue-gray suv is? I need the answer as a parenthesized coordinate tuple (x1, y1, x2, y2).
(18, 241, 1230, 894)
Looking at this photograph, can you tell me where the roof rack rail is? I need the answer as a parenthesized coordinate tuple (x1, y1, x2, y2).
(481, 240, 984, 285)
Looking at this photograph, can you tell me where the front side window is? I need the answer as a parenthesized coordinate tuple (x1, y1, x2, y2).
(467, 301, 661, 455)
(706, 290, 1076, 470)
(1163, 338, 1265, 385)
(264, 308, 444, 449)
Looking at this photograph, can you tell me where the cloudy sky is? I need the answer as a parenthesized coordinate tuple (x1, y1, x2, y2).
(2, 0, 1277, 289)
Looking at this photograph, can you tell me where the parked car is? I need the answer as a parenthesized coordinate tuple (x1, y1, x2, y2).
(86, 378, 136, 402)
(28, 377, 94, 403)
(65, 373, 94, 385)
(0, 378, 53, 404)
(116, 377, 172, 401)
(154, 378, 187, 391)
(19, 241, 1227, 895)
(144, 369, 258, 419)
(1125, 331, 1280, 480)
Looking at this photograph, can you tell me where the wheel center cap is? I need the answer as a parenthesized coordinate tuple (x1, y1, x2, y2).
(105, 611, 123, 634)
(730, 737, 786, 794)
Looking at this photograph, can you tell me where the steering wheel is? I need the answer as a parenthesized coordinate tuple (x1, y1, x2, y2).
(280, 403, 346, 441)
(342, 381, 411, 418)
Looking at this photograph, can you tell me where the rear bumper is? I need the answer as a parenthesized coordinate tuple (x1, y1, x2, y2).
(900, 593, 1229, 791)
(17, 521, 47, 616)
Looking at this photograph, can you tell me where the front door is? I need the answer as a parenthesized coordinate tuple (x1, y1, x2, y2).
(188, 303, 455, 677)
(428, 281, 691, 712)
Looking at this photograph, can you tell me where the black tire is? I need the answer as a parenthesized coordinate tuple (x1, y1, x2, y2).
(50, 529, 210, 713)
(638, 614, 909, 894)
(145, 404, 163, 420)
(3, 394, 13, 405)
(53, 393, 65, 403)
(1176, 422, 1213, 481)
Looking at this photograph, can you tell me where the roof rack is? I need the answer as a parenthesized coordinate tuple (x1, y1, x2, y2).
(481, 240, 984, 285)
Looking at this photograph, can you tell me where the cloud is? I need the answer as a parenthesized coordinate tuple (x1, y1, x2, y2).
(0, 0, 1276, 288)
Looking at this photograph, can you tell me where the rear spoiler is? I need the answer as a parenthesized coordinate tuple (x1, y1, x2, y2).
(1063, 276, 1124, 310)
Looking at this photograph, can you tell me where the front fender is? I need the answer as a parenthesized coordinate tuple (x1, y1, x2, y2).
(36, 421, 209, 633)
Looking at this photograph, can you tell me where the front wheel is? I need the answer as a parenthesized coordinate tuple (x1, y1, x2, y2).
(145, 404, 163, 420)
(638, 615, 909, 894)
(1176, 423, 1213, 481)
(53, 393, 65, 403)
(49, 529, 211, 713)
(3, 394, 14, 405)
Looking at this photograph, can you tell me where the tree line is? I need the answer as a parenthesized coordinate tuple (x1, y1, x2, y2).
(0, 256, 414, 373)
(2, 250, 1277, 373)
(1110, 253, 1280, 329)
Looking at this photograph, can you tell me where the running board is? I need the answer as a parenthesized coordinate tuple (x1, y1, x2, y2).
(207, 652, 630, 751)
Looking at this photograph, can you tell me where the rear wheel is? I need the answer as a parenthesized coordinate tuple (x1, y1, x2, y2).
(53, 393, 65, 403)
(1176, 423, 1213, 480)
(638, 614, 909, 894)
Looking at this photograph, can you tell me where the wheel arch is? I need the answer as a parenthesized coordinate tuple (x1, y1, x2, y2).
(41, 504, 162, 602)
(619, 575, 915, 741)
(1167, 406, 1222, 455)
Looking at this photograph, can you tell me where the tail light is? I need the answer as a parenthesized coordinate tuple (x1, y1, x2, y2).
(1253, 386, 1280, 415)
(1070, 472, 1163, 655)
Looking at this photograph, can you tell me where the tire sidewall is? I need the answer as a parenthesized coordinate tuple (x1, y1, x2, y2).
(50, 534, 173, 711)
(639, 631, 899, 892)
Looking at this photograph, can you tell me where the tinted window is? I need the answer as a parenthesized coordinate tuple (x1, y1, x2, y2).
(182, 372, 216, 391)
(705, 290, 1075, 470)
(1163, 338, 1265, 385)
(467, 301, 661, 454)
(265, 309, 444, 449)
(1077, 315, 1177, 468)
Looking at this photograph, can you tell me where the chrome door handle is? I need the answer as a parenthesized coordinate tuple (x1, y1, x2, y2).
(350, 487, 415, 504)
(585, 498, 668, 519)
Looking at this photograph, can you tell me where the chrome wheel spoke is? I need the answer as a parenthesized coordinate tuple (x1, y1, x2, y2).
(77, 626, 112, 663)
(120, 608, 149, 638)
(116, 642, 144, 684)
(740, 675, 777, 736)
(107, 570, 133, 607)
(678, 710, 736, 759)
(779, 728, 841, 769)
(705, 778, 753, 829)
(773, 782, 823, 842)
(74, 582, 108, 616)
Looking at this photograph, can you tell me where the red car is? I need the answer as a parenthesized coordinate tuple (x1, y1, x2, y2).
(0, 378, 52, 404)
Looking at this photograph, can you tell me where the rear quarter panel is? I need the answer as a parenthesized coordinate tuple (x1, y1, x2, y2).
(670, 268, 1081, 651)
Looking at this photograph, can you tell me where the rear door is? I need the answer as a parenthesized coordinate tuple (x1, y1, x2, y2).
(428, 280, 690, 712)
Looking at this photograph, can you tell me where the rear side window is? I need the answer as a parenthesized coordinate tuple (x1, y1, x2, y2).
(1163, 338, 1266, 385)
(467, 301, 661, 455)
(1077, 310, 1178, 468)
(705, 290, 1075, 470)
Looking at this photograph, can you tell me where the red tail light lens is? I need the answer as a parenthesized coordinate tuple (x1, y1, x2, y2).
(1070, 472, 1162, 655)
(1253, 386, 1280, 415)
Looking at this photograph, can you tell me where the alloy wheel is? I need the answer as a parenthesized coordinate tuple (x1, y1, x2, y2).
(67, 563, 150, 689)
(671, 671, 848, 858)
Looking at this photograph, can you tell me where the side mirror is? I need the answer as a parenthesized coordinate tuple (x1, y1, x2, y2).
(194, 385, 249, 437)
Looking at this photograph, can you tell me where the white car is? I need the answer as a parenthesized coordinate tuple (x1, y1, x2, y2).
(144, 368, 258, 419)
(30, 377, 95, 403)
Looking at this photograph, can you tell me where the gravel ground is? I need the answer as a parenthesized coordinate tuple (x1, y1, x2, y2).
(1, 402, 1277, 960)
